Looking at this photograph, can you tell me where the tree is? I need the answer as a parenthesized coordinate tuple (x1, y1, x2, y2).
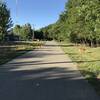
(25, 23, 33, 40)
(20, 23, 33, 40)
(40, 0, 100, 46)
(13, 23, 33, 40)
(13, 25, 21, 35)
(66, 0, 100, 46)
(0, 1, 13, 41)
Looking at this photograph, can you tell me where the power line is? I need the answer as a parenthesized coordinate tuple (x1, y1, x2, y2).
(16, 0, 18, 23)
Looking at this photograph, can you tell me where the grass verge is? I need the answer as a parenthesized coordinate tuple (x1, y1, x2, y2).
(60, 41, 100, 95)
(0, 41, 43, 65)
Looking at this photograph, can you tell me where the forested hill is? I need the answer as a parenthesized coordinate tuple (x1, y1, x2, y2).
(40, 0, 100, 47)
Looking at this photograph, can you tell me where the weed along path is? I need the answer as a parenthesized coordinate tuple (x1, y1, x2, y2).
(0, 41, 99, 100)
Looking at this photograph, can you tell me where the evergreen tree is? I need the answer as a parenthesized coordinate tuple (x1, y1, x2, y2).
(0, 1, 13, 41)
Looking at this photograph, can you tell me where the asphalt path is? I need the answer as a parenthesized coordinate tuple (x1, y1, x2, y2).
(0, 41, 99, 100)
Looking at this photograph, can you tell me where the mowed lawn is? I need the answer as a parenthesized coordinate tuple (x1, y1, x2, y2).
(60, 42, 100, 94)
(0, 41, 43, 65)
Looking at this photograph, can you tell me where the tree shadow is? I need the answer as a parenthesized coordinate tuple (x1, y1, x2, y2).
(45, 44, 75, 47)
(65, 52, 77, 55)
(4, 59, 100, 68)
(0, 42, 100, 100)
(0, 66, 99, 100)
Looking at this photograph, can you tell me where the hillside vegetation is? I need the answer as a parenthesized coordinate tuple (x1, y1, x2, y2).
(40, 0, 100, 47)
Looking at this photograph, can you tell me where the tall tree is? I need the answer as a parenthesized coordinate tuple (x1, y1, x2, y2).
(0, 1, 13, 41)
(41, 0, 100, 46)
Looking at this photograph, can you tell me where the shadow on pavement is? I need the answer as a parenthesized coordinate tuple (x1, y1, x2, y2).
(0, 41, 100, 100)
(0, 66, 100, 100)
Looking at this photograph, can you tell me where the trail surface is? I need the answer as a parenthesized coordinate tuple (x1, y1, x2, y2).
(0, 41, 99, 100)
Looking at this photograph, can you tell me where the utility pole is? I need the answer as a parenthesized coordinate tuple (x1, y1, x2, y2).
(16, 0, 18, 23)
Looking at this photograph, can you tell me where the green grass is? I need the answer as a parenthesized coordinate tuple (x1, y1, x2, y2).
(60, 42, 100, 94)
(0, 41, 43, 65)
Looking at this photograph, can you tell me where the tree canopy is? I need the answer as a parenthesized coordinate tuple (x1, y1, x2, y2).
(13, 23, 33, 40)
(0, 1, 13, 41)
(40, 0, 100, 46)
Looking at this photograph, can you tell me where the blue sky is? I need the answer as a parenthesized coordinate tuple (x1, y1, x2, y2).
(5, 0, 67, 29)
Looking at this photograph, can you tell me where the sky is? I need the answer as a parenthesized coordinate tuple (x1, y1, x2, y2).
(5, 0, 67, 29)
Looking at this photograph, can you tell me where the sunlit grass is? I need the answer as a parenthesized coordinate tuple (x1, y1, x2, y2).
(60, 42, 100, 94)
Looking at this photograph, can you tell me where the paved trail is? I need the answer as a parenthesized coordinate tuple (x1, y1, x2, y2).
(0, 41, 99, 100)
